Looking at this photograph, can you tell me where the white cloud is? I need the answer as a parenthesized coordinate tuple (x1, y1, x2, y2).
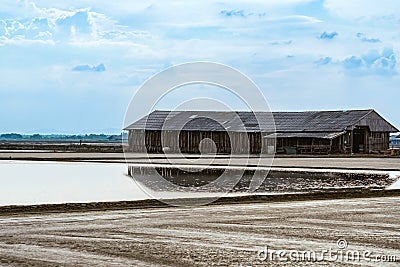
(0, 4, 152, 46)
(268, 15, 322, 24)
(72, 63, 106, 72)
(314, 47, 397, 76)
(356, 32, 381, 43)
(1, 0, 400, 132)
(324, 0, 400, 19)
(0, 20, 7, 35)
(32, 0, 316, 16)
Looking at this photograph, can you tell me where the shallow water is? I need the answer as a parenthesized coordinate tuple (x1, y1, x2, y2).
(1, 161, 399, 207)
(0, 161, 245, 206)
(0, 161, 148, 206)
(389, 178, 400, 189)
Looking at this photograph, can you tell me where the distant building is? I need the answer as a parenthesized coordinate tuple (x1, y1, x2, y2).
(124, 109, 398, 154)
(390, 135, 400, 148)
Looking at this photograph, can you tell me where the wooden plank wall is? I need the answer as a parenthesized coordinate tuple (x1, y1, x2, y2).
(128, 130, 268, 154)
(128, 129, 391, 154)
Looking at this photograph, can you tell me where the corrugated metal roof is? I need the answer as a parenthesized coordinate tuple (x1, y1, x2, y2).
(124, 109, 394, 133)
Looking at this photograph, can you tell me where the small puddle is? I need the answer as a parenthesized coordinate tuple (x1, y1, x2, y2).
(388, 171, 400, 189)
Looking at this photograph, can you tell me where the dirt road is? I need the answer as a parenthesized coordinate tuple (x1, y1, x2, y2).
(1, 195, 399, 266)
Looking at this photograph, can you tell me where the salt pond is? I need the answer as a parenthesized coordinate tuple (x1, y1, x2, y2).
(0, 161, 147, 206)
(0, 161, 240, 206)
(1, 160, 399, 206)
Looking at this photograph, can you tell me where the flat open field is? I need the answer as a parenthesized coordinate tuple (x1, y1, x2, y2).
(0, 194, 399, 266)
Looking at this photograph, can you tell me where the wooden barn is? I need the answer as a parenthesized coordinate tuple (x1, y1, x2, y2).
(124, 109, 398, 154)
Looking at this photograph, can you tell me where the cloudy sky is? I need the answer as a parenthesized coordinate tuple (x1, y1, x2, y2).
(1, 0, 399, 134)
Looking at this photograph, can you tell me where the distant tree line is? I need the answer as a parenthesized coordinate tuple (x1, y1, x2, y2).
(0, 133, 127, 142)
(0, 133, 23, 139)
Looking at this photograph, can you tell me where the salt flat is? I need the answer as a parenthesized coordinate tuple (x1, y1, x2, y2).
(0, 196, 399, 266)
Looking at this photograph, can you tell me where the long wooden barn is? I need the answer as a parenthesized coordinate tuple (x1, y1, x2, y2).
(124, 109, 398, 154)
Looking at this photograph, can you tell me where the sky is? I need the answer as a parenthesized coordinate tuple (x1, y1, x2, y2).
(0, 0, 399, 134)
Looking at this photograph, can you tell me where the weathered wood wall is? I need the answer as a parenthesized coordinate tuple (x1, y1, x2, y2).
(275, 137, 332, 154)
(368, 132, 390, 152)
(358, 111, 398, 132)
(127, 130, 269, 154)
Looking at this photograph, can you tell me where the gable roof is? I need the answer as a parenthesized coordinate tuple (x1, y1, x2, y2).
(124, 109, 398, 133)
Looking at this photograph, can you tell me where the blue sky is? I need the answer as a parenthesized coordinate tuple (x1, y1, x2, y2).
(0, 0, 399, 134)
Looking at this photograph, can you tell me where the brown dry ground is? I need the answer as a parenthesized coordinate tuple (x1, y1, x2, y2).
(0, 191, 399, 266)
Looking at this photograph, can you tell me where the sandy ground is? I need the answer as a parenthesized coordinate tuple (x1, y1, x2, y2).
(0, 194, 399, 266)
(1, 152, 400, 170)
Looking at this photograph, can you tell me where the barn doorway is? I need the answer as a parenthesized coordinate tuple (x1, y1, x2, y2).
(352, 128, 366, 153)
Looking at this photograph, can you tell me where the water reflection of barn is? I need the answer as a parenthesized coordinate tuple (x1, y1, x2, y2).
(124, 109, 398, 154)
